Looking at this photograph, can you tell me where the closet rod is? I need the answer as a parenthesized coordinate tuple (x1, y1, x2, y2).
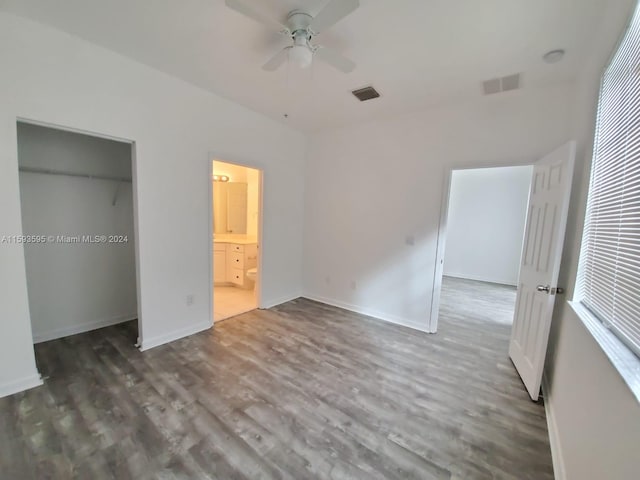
(19, 166, 132, 183)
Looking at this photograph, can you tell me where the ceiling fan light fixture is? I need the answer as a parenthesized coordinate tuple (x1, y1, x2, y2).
(226, 0, 359, 73)
(289, 44, 313, 69)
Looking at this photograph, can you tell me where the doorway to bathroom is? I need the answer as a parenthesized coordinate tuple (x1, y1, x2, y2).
(210, 159, 262, 322)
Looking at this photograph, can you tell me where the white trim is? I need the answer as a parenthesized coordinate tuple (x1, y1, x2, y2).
(303, 294, 430, 333)
(261, 292, 302, 309)
(33, 314, 138, 343)
(139, 319, 212, 351)
(16, 117, 135, 144)
(542, 375, 566, 480)
(429, 168, 452, 333)
(15, 117, 144, 349)
(208, 157, 214, 327)
(443, 272, 517, 287)
(0, 373, 43, 399)
(569, 301, 640, 403)
(256, 169, 264, 309)
(130, 142, 144, 348)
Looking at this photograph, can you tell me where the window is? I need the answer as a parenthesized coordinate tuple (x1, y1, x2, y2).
(577, 2, 640, 358)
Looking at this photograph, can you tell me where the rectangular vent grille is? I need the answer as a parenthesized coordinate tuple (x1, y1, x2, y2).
(483, 73, 521, 95)
(352, 86, 380, 101)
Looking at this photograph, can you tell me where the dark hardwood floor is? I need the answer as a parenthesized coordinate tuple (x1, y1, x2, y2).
(0, 278, 553, 479)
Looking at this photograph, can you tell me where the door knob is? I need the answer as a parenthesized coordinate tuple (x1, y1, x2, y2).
(536, 285, 565, 294)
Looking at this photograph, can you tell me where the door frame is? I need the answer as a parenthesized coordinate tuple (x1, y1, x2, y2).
(208, 153, 265, 325)
(429, 161, 534, 333)
(15, 117, 144, 346)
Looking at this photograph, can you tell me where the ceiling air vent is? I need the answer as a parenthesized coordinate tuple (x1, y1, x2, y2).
(352, 86, 380, 102)
(482, 73, 521, 95)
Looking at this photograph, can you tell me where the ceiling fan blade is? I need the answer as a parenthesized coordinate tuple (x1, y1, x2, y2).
(309, 0, 359, 33)
(262, 47, 290, 71)
(314, 46, 356, 73)
(225, 0, 288, 32)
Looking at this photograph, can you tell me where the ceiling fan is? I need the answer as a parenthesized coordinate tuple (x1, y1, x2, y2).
(225, 0, 359, 73)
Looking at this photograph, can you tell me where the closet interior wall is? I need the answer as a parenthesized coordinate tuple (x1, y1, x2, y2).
(17, 122, 137, 343)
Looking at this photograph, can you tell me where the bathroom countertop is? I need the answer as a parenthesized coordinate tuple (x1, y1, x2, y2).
(213, 235, 258, 245)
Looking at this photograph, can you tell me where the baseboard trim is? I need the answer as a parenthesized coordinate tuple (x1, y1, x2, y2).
(33, 313, 138, 343)
(0, 373, 43, 399)
(302, 293, 429, 333)
(444, 272, 517, 287)
(542, 375, 566, 480)
(260, 292, 302, 309)
(139, 319, 212, 352)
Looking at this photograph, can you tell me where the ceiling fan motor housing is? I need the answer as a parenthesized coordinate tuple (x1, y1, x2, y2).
(287, 10, 313, 36)
(286, 10, 314, 68)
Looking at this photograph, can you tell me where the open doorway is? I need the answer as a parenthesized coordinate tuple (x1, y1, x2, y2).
(211, 159, 262, 322)
(16, 121, 140, 346)
(431, 165, 533, 333)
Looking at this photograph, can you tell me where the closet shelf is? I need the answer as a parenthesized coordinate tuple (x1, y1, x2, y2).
(19, 166, 132, 183)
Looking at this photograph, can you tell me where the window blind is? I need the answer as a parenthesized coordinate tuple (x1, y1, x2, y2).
(578, 2, 640, 358)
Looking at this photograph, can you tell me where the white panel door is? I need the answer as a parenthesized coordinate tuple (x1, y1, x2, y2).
(509, 142, 575, 401)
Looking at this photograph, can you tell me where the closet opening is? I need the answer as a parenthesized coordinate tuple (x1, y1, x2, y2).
(16, 121, 140, 349)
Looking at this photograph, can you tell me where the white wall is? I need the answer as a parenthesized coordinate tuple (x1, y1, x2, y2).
(0, 12, 306, 398)
(444, 166, 532, 286)
(543, 0, 640, 478)
(17, 123, 137, 343)
(303, 2, 640, 478)
(304, 84, 572, 330)
(3, 10, 638, 477)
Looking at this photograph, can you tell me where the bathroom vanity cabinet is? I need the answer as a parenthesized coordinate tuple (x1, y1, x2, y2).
(213, 242, 257, 288)
(213, 243, 227, 284)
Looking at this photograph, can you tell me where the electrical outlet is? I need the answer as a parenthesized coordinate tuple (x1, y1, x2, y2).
(325, 276, 331, 285)
(186, 294, 194, 306)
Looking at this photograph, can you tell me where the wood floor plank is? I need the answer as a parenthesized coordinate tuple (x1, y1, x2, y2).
(0, 277, 554, 479)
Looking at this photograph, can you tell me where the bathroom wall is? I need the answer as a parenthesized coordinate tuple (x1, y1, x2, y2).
(212, 160, 260, 237)
(212, 160, 248, 182)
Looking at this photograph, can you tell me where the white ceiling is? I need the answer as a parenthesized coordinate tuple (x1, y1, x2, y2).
(0, 0, 609, 132)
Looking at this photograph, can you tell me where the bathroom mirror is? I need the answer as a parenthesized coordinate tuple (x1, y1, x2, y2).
(213, 182, 248, 234)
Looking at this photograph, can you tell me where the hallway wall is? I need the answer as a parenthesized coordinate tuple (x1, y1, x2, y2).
(444, 166, 532, 286)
